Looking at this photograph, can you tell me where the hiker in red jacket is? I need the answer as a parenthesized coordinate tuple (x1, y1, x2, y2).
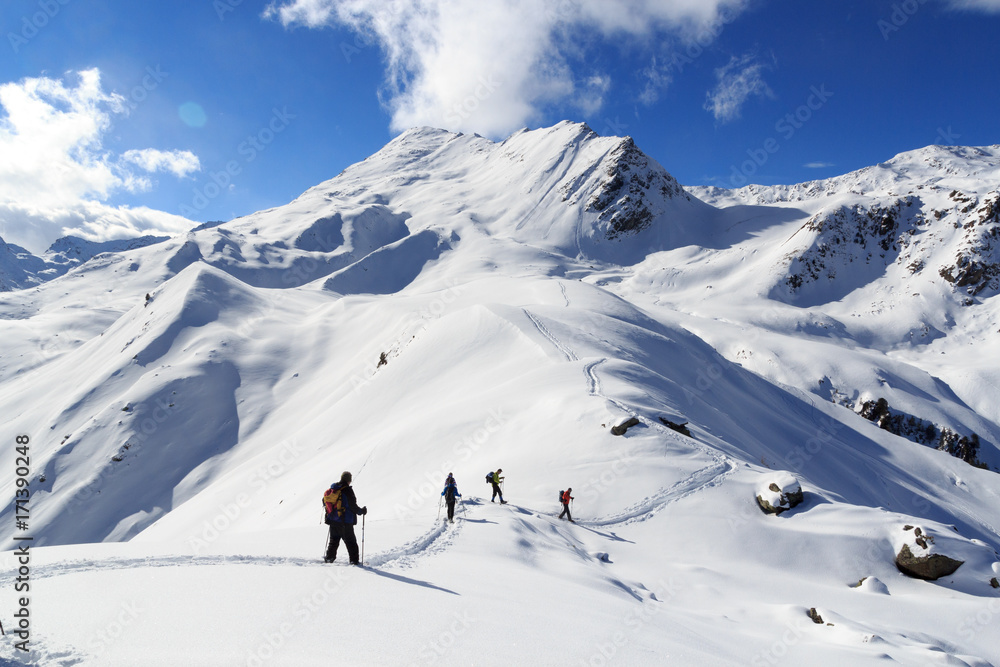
(559, 488, 574, 522)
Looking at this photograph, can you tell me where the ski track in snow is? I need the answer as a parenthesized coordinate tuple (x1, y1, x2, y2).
(584, 356, 740, 523)
(582, 458, 736, 527)
(0, 519, 464, 584)
(522, 307, 577, 362)
(521, 306, 742, 529)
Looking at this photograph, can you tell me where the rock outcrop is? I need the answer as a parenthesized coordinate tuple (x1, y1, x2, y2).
(756, 473, 804, 515)
(894, 525, 965, 580)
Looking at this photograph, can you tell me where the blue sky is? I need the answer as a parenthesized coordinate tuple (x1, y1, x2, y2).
(1, 0, 999, 252)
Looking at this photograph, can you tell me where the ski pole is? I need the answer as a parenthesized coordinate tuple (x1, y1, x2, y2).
(361, 514, 366, 566)
(324, 528, 330, 560)
(437, 495, 443, 520)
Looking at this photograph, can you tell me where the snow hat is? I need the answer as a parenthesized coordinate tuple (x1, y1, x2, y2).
(341, 471, 352, 484)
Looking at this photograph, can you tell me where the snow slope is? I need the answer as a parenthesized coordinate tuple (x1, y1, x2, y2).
(1, 124, 999, 666)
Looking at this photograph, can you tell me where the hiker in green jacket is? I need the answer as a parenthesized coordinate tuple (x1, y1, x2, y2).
(489, 468, 506, 504)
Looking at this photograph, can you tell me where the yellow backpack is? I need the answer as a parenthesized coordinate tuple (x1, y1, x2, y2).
(323, 484, 345, 524)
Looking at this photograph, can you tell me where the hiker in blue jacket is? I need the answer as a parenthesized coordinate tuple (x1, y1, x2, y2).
(441, 473, 462, 523)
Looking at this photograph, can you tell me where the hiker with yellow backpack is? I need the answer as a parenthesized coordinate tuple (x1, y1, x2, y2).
(323, 471, 368, 564)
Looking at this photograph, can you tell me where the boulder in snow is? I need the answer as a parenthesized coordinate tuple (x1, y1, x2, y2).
(894, 525, 964, 580)
(755, 472, 804, 515)
(611, 417, 640, 436)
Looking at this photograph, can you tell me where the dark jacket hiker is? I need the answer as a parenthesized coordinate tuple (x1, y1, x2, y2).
(324, 471, 367, 564)
(441, 473, 462, 523)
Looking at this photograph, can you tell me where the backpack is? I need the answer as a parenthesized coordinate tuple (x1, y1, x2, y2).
(486, 471, 494, 484)
(323, 484, 345, 524)
(445, 483, 456, 501)
(559, 490, 564, 504)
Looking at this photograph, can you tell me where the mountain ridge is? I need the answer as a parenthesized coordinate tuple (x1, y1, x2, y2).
(1, 121, 999, 666)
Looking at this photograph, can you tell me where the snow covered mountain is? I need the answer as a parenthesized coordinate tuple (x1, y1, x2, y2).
(1, 123, 999, 666)
(0, 234, 169, 291)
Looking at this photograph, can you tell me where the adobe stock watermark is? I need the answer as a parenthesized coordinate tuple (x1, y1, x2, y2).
(180, 107, 295, 218)
(444, 75, 502, 127)
(577, 456, 630, 507)
(340, 30, 378, 63)
(409, 611, 475, 666)
(728, 84, 833, 188)
(343, 279, 464, 397)
(937, 126, 961, 146)
(214, 0, 243, 21)
(245, 568, 351, 666)
(187, 439, 305, 553)
(88, 601, 144, 658)
(662, 3, 744, 76)
(957, 598, 1000, 642)
(122, 66, 169, 112)
(69, 398, 180, 511)
(878, 0, 930, 41)
(543, 0, 581, 23)
(8, 0, 72, 54)
(750, 616, 812, 666)
(579, 578, 681, 666)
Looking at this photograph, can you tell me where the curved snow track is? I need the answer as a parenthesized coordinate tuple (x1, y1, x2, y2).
(0, 519, 463, 584)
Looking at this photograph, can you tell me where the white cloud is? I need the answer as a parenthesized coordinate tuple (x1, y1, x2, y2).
(576, 74, 612, 117)
(0, 201, 193, 254)
(703, 53, 773, 124)
(122, 149, 201, 178)
(0, 69, 198, 252)
(264, 0, 747, 137)
(945, 0, 1000, 11)
(639, 56, 674, 106)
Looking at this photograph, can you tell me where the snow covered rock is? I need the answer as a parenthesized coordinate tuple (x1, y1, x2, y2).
(755, 472, 804, 514)
(894, 525, 964, 580)
(610, 416, 641, 436)
(851, 577, 890, 595)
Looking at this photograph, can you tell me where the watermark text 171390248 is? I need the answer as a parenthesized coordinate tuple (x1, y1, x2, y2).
(12, 434, 34, 652)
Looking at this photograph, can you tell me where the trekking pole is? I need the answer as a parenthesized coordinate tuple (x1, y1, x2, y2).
(437, 495, 443, 520)
(324, 529, 330, 560)
(361, 514, 366, 566)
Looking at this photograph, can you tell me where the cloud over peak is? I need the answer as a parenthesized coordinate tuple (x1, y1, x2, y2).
(264, 0, 748, 137)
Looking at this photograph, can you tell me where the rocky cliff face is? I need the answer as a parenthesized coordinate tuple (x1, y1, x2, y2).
(937, 191, 1000, 298)
(583, 137, 689, 241)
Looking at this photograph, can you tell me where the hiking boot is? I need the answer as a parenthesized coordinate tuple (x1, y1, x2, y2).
(324, 557, 335, 563)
